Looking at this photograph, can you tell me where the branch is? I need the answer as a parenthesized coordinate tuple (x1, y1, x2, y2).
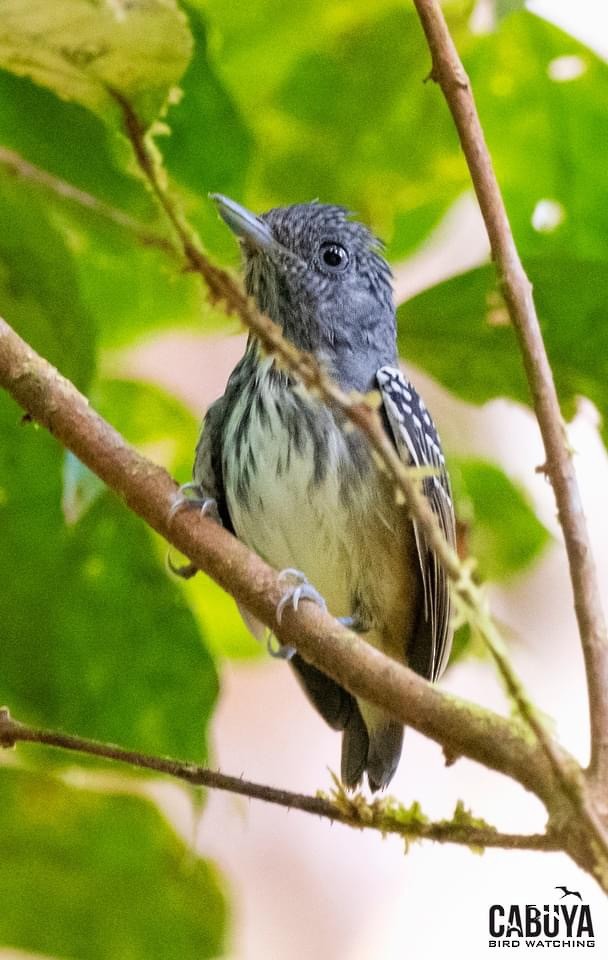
(112, 95, 608, 857)
(0, 145, 176, 258)
(0, 708, 559, 854)
(0, 315, 563, 810)
(410, 0, 608, 790)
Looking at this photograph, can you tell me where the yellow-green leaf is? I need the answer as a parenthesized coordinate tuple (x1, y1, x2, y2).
(0, 0, 193, 125)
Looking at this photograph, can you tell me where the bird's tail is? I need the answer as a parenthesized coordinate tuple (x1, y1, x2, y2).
(342, 702, 403, 792)
(289, 655, 403, 791)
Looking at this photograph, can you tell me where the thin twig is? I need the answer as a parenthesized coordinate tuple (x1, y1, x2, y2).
(0, 144, 176, 257)
(0, 708, 558, 853)
(112, 92, 242, 303)
(410, 0, 608, 790)
(112, 96, 608, 860)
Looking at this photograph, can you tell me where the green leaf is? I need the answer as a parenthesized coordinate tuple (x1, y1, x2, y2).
(0, 179, 96, 390)
(400, 258, 608, 444)
(0, 0, 193, 126)
(93, 377, 200, 478)
(0, 68, 156, 216)
(199, 1, 471, 255)
(0, 394, 218, 762)
(93, 377, 261, 659)
(467, 12, 608, 259)
(60, 214, 207, 348)
(451, 457, 550, 582)
(183, 572, 262, 661)
(399, 265, 527, 407)
(161, 4, 253, 259)
(0, 767, 227, 959)
(0, 69, 210, 350)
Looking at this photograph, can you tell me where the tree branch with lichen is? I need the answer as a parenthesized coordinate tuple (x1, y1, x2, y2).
(0, 707, 558, 855)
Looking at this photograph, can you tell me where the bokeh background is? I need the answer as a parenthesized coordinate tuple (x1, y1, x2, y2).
(0, 0, 607, 957)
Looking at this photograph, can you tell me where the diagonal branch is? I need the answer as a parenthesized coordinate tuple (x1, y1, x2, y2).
(0, 708, 558, 853)
(410, 0, 608, 790)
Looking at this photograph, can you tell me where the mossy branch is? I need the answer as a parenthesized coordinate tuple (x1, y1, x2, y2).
(0, 708, 559, 855)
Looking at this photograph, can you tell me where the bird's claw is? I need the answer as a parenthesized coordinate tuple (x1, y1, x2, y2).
(269, 569, 327, 660)
(276, 568, 328, 624)
(166, 555, 199, 580)
(167, 485, 221, 580)
(267, 634, 296, 660)
(169, 483, 222, 524)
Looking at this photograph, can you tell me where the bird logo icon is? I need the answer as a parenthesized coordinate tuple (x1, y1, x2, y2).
(555, 885, 583, 901)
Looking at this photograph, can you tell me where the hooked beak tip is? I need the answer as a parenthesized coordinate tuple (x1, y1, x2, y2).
(209, 192, 274, 253)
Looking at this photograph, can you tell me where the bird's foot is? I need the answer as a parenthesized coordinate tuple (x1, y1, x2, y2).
(169, 482, 222, 524)
(166, 555, 199, 580)
(269, 568, 328, 661)
(167, 484, 221, 580)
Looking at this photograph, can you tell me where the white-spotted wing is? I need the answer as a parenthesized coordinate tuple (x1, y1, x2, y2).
(376, 365, 455, 681)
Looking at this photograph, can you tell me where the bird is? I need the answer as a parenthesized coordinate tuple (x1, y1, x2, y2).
(555, 886, 583, 901)
(175, 193, 455, 792)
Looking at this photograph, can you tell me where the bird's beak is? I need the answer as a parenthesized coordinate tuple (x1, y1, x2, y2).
(209, 193, 275, 252)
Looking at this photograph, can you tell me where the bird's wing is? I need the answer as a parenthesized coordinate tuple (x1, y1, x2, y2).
(194, 394, 268, 636)
(376, 365, 456, 681)
(193, 395, 235, 534)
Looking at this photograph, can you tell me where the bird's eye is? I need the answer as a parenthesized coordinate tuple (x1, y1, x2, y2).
(319, 241, 349, 273)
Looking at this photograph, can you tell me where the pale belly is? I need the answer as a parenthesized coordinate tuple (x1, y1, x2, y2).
(223, 389, 420, 652)
(227, 419, 354, 617)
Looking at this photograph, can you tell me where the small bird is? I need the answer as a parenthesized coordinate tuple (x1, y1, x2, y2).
(178, 194, 455, 791)
(555, 886, 583, 901)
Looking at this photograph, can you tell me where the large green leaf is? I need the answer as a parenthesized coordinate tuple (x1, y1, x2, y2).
(194, 4, 608, 264)
(0, 0, 192, 126)
(0, 69, 156, 217)
(0, 67, 208, 350)
(57, 213, 209, 348)
(93, 377, 200, 478)
(451, 457, 550, 582)
(93, 377, 260, 659)
(468, 13, 608, 259)
(0, 767, 227, 959)
(161, 4, 253, 260)
(0, 179, 96, 391)
(0, 392, 218, 762)
(400, 258, 608, 442)
(198, 0, 471, 257)
(0, 64, 242, 349)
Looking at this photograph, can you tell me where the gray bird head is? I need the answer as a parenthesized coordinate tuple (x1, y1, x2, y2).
(211, 194, 397, 392)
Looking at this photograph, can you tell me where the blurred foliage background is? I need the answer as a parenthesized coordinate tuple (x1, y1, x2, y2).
(0, 0, 605, 956)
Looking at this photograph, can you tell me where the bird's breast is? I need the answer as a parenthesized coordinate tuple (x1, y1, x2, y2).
(223, 371, 418, 639)
(223, 378, 356, 616)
